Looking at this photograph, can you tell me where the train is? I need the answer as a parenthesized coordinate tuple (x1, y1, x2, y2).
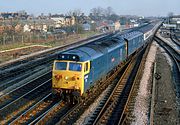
(52, 21, 161, 102)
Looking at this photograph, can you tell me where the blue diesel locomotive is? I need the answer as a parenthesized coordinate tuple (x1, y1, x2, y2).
(52, 22, 160, 101)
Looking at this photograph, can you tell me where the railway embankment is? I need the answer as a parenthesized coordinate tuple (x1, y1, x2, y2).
(130, 41, 179, 125)
(152, 44, 179, 125)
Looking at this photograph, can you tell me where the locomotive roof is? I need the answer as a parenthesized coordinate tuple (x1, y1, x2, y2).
(57, 22, 156, 62)
(59, 37, 124, 62)
(59, 45, 105, 62)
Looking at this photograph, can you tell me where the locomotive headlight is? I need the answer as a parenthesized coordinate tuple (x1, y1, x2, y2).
(65, 76, 68, 80)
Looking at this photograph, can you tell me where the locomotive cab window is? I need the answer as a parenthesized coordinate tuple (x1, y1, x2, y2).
(55, 62, 67, 70)
(69, 62, 82, 72)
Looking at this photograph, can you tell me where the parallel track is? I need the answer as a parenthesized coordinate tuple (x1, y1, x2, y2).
(56, 58, 132, 125)
(32, 101, 75, 125)
(0, 33, 111, 83)
(170, 29, 180, 46)
(0, 65, 48, 91)
(9, 93, 61, 125)
(171, 34, 180, 47)
(0, 33, 109, 69)
(56, 45, 147, 125)
(154, 36, 180, 72)
(154, 36, 180, 99)
(0, 73, 51, 124)
(0, 71, 51, 109)
(91, 46, 146, 125)
(120, 43, 151, 124)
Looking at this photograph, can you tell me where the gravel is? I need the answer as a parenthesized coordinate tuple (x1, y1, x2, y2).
(131, 40, 179, 125)
(74, 85, 111, 125)
(153, 46, 179, 125)
(131, 42, 157, 125)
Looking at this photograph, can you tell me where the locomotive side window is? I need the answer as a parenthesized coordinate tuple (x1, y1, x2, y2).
(84, 62, 88, 72)
(84, 62, 90, 74)
(69, 62, 82, 71)
(55, 62, 67, 70)
(120, 48, 123, 61)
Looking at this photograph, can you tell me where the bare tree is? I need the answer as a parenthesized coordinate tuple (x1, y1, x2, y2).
(73, 9, 82, 17)
(90, 7, 104, 17)
(66, 9, 82, 17)
(109, 14, 119, 22)
(66, 10, 74, 16)
(168, 12, 174, 17)
(104, 6, 114, 17)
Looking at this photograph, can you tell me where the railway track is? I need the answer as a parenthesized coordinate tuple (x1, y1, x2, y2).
(171, 34, 180, 47)
(0, 72, 52, 124)
(0, 33, 113, 98)
(9, 93, 61, 125)
(31, 101, 75, 125)
(0, 33, 109, 69)
(0, 33, 112, 83)
(0, 65, 50, 92)
(154, 36, 180, 72)
(34, 61, 130, 125)
(55, 60, 131, 125)
(119, 43, 151, 124)
(0, 55, 53, 83)
(0, 32, 115, 125)
(90, 45, 147, 125)
(154, 36, 180, 101)
(170, 29, 180, 46)
(56, 45, 148, 125)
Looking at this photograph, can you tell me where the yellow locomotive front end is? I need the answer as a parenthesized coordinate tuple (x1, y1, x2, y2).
(52, 60, 85, 98)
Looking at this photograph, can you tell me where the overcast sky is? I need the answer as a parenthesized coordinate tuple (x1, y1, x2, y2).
(0, 0, 179, 16)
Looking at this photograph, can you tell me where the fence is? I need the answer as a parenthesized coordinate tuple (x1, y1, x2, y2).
(0, 33, 71, 45)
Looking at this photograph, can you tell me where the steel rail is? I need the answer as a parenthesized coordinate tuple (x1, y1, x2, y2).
(154, 36, 180, 72)
(118, 44, 150, 124)
(92, 58, 135, 125)
(56, 60, 132, 125)
(0, 79, 51, 112)
(9, 92, 52, 124)
(0, 71, 51, 99)
(29, 100, 63, 125)
(0, 33, 109, 69)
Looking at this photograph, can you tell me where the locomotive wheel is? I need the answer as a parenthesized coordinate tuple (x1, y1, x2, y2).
(73, 95, 82, 103)
(66, 95, 71, 103)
